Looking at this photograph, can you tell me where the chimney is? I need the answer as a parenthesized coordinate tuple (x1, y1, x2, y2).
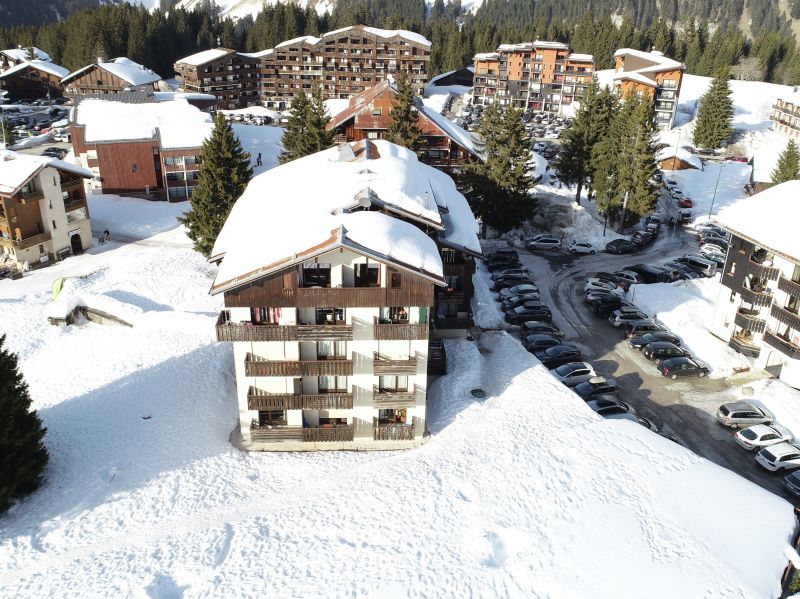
(97, 56, 105, 64)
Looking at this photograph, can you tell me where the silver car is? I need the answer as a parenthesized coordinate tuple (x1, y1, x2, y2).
(551, 362, 596, 387)
(716, 402, 774, 428)
(528, 238, 562, 251)
(734, 424, 792, 451)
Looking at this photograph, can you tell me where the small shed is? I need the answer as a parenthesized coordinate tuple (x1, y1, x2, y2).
(657, 146, 703, 171)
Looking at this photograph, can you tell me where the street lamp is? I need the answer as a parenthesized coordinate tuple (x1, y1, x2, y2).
(708, 161, 725, 219)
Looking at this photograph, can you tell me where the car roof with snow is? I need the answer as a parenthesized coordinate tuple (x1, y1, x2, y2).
(745, 423, 790, 437)
(762, 442, 800, 458)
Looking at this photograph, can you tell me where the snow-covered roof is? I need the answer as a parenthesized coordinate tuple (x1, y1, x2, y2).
(175, 48, 232, 67)
(219, 106, 281, 119)
(657, 146, 703, 170)
(276, 35, 321, 49)
(323, 25, 431, 47)
(1, 47, 50, 63)
(74, 98, 212, 149)
(614, 48, 684, 72)
(0, 150, 92, 196)
(474, 52, 499, 61)
(714, 180, 800, 260)
(211, 140, 481, 292)
(239, 49, 273, 59)
(533, 40, 569, 49)
(0, 59, 68, 79)
(62, 57, 161, 87)
(152, 91, 217, 102)
(612, 71, 658, 87)
(568, 53, 594, 62)
(414, 99, 478, 158)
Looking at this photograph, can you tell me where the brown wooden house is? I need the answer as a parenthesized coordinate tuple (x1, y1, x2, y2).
(61, 57, 161, 97)
(0, 60, 68, 101)
(327, 80, 479, 173)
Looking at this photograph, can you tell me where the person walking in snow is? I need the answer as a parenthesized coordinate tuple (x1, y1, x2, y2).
(103, 229, 110, 242)
(256, 152, 263, 167)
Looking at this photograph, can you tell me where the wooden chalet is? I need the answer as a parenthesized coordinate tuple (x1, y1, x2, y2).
(61, 57, 161, 97)
(0, 60, 68, 101)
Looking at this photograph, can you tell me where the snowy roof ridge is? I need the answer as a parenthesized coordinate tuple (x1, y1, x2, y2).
(175, 48, 234, 67)
(0, 150, 92, 196)
(1, 47, 51, 63)
(614, 48, 684, 72)
(62, 57, 161, 86)
(657, 146, 703, 170)
(0, 59, 69, 79)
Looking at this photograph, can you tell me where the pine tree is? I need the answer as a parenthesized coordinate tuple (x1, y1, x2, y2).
(693, 68, 734, 150)
(619, 95, 660, 225)
(279, 91, 312, 164)
(180, 113, 252, 256)
(305, 83, 334, 154)
(0, 334, 49, 512)
(24, 46, 37, 61)
(771, 139, 800, 185)
(1, 117, 17, 147)
(385, 70, 422, 152)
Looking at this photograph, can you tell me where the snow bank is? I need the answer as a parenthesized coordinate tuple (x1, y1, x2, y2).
(471, 261, 508, 329)
(10, 131, 53, 150)
(664, 160, 751, 225)
(631, 277, 750, 377)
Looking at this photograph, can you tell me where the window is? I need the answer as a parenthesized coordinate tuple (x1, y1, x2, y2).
(367, 131, 380, 140)
(317, 340, 345, 359)
(249, 307, 279, 324)
(258, 410, 286, 425)
(378, 408, 408, 424)
(354, 262, 379, 287)
(51, 219, 56, 230)
(131, 164, 138, 173)
(319, 376, 348, 392)
(38, 244, 44, 253)
(379, 306, 408, 324)
(378, 375, 408, 392)
(390, 271, 402, 288)
(371, 108, 382, 116)
(314, 307, 344, 325)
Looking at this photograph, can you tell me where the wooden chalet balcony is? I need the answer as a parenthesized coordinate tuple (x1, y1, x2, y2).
(748, 258, 780, 281)
(778, 275, 800, 298)
(250, 423, 303, 442)
(19, 188, 44, 203)
(373, 386, 417, 409)
(245, 353, 353, 377)
(63, 197, 87, 212)
(373, 422, 415, 441)
(303, 426, 354, 442)
(0, 231, 51, 250)
(60, 178, 83, 193)
(763, 331, 800, 359)
(739, 285, 773, 307)
(373, 352, 418, 374)
(771, 304, 800, 330)
(373, 322, 428, 340)
(247, 387, 354, 410)
(734, 309, 766, 334)
(215, 313, 353, 342)
(729, 335, 761, 358)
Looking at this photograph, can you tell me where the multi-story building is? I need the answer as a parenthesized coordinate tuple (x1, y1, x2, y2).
(258, 26, 430, 109)
(770, 90, 800, 141)
(210, 139, 480, 451)
(0, 60, 68, 101)
(710, 181, 800, 389)
(612, 48, 684, 130)
(173, 48, 261, 110)
(326, 80, 480, 173)
(0, 46, 51, 72)
(70, 98, 212, 201)
(0, 150, 93, 270)
(61, 57, 161, 98)
(472, 41, 594, 114)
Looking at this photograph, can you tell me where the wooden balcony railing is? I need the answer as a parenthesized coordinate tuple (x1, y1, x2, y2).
(729, 336, 761, 358)
(216, 313, 353, 342)
(748, 259, 780, 281)
(302, 426, 354, 442)
(245, 354, 353, 377)
(373, 323, 428, 340)
(739, 285, 773, 307)
(0, 231, 52, 250)
(778, 275, 800, 299)
(19, 188, 44, 203)
(771, 304, 800, 331)
(247, 387, 353, 410)
(63, 197, 86, 212)
(734, 310, 766, 334)
(60, 179, 83, 193)
(373, 352, 419, 374)
(296, 324, 353, 341)
(373, 386, 417, 409)
(373, 423, 415, 441)
(763, 331, 800, 359)
(250, 424, 303, 442)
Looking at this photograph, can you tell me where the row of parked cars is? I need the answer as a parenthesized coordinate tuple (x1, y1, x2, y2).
(486, 247, 657, 430)
(715, 402, 800, 495)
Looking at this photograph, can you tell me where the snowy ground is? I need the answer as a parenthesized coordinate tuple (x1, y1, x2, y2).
(232, 123, 284, 175)
(662, 160, 752, 225)
(87, 193, 189, 241)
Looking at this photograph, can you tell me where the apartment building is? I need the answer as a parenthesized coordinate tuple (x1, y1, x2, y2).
(210, 139, 480, 451)
(61, 57, 161, 97)
(0, 46, 51, 72)
(326, 80, 480, 173)
(173, 48, 261, 110)
(71, 98, 212, 200)
(771, 90, 800, 141)
(472, 41, 594, 114)
(710, 181, 800, 389)
(612, 49, 684, 130)
(0, 150, 93, 271)
(0, 60, 68, 101)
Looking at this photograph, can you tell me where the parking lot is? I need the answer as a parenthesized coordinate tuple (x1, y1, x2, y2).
(487, 221, 798, 504)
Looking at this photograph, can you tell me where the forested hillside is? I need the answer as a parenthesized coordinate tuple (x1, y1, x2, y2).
(1, 0, 799, 84)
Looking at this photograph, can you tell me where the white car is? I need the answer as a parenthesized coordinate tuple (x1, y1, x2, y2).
(735, 424, 793, 451)
(567, 241, 596, 255)
(584, 280, 620, 293)
(551, 362, 596, 387)
(491, 267, 529, 281)
(605, 412, 659, 431)
(528, 238, 562, 251)
(700, 243, 726, 256)
(544, 131, 559, 139)
(613, 270, 641, 285)
(755, 443, 800, 471)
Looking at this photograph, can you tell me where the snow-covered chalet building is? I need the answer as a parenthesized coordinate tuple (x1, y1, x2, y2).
(710, 181, 800, 389)
(211, 139, 481, 450)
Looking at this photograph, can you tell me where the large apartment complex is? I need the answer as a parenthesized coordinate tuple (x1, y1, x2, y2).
(71, 98, 213, 200)
(174, 26, 431, 110)
(210, 139, 480, 451)
(472, 41, 594, 114)
(710, 181, 800, 389)
(771, 90, 800, 141)
(612, 48, 684, 130)
(0, 150, 93, 271)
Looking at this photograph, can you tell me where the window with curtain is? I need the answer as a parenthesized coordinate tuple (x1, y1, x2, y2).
(378, 375, 408, 391)
(317, 341, 345, 359)
(250, 307, 280, 324)
(319, 376, 348, 392)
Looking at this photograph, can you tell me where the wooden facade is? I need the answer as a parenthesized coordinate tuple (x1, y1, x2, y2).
(174, 49, 260, 110)
(0, 63, 65, 101)
(62, 60, 159, 97)
(771, 97, 800, 141)
(658, 156, 699, 171)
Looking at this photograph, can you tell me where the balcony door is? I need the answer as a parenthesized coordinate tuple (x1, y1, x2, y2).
(319, 376, 348, 393)
(378, 375, 408, 392)
(317, 340, 345, 360)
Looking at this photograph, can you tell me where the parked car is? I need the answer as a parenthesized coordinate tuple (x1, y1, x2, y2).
(584, 279, 621, 293)
(505, 303, 552, 324)
(678, 254, 717, 277)
(695, 223, 727, 237)
(726, 155, 749, 163)
(613, 270, 641, 285)
(609, 307, 649, 327)
(487, 258, 523, 273)
(498, 283, 538, 299)
(625, 320, 666, 338)
(550, 362, 596, 387)
(716, 402, 774, 428)
(491, 267, 529, 281)
(493, 273, 535, 290)
(522, 334, 563, 352)
(590, 295, 633, 317)
(502, 294, 542, 311)
(605, 412, 659, 431)
(586, 397, 634, 416)
(584, 289, 623, 304)
(605, 239, 637, 254)
(734, 424, 792, 451)
(628, 331, 682, 350)
(586, 275, 629, 291)
(521, 320, 565, 338)
(486, 248, 519, 262)
(631, 230, 654, 247)
(699, 245, 726, 262)
(783, 471, 800, 497)
(567, 241, 596, 255)
(665, 179, 678, 188)
(677, 198, 694, 209)
(624, 264, 672, 284)
(535, 344, 583, 369)
(662, 261, 700, 280)
(678, 209, 692, 224)
(657, 356, 710, 379)
(528, 237, 562, 251)
(573, 376, 620, 400)
(643, 342, 691, 363)
(699, 233, 730, 248)
(755, 443, 800, 472)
